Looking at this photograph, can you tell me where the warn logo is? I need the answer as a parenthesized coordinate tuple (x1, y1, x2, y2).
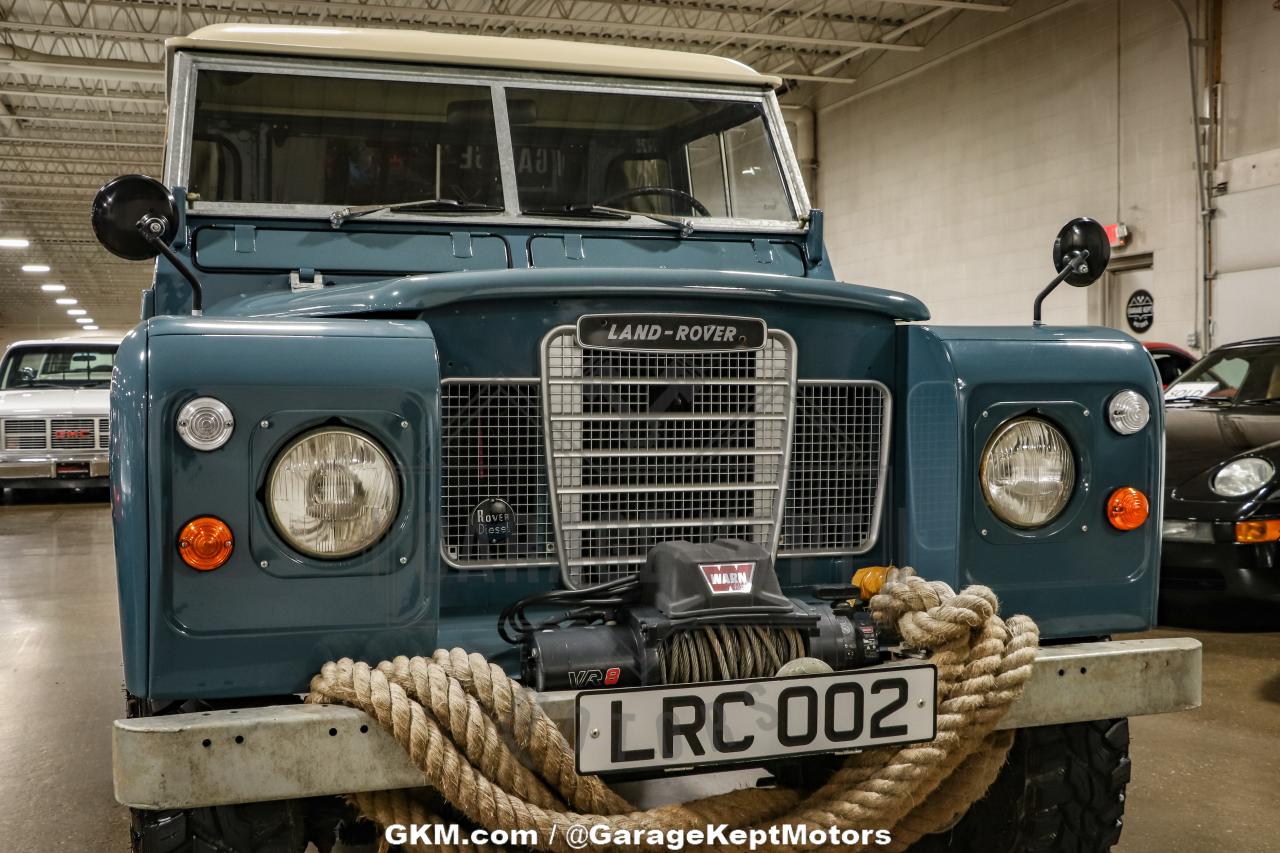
(699, 562, 755, 595)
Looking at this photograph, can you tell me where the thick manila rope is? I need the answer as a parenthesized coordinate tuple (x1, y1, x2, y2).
(306, 568, 1039, 852)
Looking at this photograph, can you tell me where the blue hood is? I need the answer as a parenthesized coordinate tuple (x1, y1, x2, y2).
(219, 267, 931, 323)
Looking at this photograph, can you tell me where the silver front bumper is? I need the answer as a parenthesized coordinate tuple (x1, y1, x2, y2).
(0, 452, 109, 481)
(113, 637, 1201, 810)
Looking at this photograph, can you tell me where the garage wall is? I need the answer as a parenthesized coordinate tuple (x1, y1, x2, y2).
(817, 0, 1202, 346)
(1211, 0, 1280, 347)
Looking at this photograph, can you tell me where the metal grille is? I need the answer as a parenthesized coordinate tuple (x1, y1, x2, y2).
(2, 419, 47, 451)
(543, 327, 795, 587)
(780, 382, 890, 556)
(99, 419, 111, 449)
(51, 418, 96, 450)
(441, 381, 555, 567)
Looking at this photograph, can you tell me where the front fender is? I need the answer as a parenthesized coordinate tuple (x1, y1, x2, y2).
(897, 324, 1164, 637)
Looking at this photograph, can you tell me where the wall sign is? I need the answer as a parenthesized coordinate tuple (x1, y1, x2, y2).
(1126, 289, 1154, 333)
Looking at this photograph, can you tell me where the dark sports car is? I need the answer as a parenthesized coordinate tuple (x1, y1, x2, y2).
(1143, 341, 1196, 388)
(1161, 337, 1280, 602)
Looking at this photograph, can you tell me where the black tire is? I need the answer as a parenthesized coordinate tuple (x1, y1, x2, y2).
(130, 799, 381, 853)
(131, 803, 309, 853)
(909, 718, 1131, 853)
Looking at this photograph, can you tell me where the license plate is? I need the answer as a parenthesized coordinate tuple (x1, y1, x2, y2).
(56, 462, 90, 477)
(575, 664, 936, 774)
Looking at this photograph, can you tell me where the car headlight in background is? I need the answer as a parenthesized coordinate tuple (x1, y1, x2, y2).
(267, 427, 399, 558)
(1107, 390, 1150, 435)
(980, 416, 1076, 528)
(177, 397, 234, 451)
(1211, 457, 1275, 498)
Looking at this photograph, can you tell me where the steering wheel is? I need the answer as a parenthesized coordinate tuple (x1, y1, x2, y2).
(596, 186, 712, 217)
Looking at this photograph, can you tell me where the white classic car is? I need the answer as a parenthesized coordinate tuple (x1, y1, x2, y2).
(0, 338, 120, 491)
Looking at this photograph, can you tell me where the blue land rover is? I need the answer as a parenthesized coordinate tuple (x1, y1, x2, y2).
(98, 25, 1199, 853)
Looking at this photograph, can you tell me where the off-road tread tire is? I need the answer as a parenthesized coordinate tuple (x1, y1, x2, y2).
(908, 718, 1130, 853)
(131, 802, 309, 853)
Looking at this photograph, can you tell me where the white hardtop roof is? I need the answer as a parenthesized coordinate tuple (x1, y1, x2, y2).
(167, 24, 781, 89)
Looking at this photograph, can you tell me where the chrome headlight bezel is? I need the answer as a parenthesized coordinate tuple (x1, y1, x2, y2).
(979, 416, 1077, 529)
(1210, 457, 1275, 498)
(265, 426, 400, 559)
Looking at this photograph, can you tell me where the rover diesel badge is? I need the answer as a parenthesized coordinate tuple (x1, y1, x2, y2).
(472, 498, 516, 544)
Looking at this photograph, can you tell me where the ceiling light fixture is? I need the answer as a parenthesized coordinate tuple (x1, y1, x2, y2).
(76, 318, 94, 325)
(67, 308, 87, 316)
(22, 264, 50, 273)
(40, 283, 66, 292)
(55, 298, 77, 306)
(0, 238, 29, 249)
(84, 325, 100, 331)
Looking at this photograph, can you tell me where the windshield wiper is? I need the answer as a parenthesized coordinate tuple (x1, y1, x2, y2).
(329, 198, 504, 229)
(13, 381, 67, 390)
(522, 204, 695, 236)
(1235, 397, 1280, 407)
(521, 204, 631, 221)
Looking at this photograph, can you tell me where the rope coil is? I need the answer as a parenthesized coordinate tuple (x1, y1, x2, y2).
(307, 568, 1039, 852)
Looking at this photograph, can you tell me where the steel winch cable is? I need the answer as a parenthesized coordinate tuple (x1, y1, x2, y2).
(660, 623, 806, 684)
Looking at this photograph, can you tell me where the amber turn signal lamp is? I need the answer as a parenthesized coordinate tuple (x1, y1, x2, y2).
(178, 516, 234, 571)
(1106, 487, 1149, 531)
(1235, 519, 1280, 543)
(852, 565, 890, 600)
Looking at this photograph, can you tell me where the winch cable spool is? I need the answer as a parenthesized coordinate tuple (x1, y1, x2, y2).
(659, 623, 806, 684)
(498, 563, 813, 686)
(307, 568, 1039, 853)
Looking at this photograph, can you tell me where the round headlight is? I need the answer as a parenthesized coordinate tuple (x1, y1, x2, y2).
(980, 417, 1076, 528)
(267, 428, 399, 558)
(177, 397, 234, 451)
(1107, 390, 1150, 435)
(1211, 457, 1274, 497)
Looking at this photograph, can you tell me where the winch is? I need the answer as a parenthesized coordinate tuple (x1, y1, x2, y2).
(503, 540, 889, 691)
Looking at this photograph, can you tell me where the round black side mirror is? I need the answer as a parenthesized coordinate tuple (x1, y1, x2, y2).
(91, 174, 178, 261)
(1052, 217, 1110, 287)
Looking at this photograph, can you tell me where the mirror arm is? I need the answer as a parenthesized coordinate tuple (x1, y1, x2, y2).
(1032, 249, 1090, 326)
(138, 216, 204, 316)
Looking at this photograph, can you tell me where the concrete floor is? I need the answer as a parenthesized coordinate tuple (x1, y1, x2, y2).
(0, 494, 1276, 851)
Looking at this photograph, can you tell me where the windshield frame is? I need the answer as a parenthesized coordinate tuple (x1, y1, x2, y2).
(165, 51, 810, 233)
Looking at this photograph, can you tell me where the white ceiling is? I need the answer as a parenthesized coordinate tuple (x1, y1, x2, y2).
(0, 0, 1013, 332)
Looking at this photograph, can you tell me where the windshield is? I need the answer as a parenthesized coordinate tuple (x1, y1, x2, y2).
(505, 88, 791, 220)
(0, 345, 117, 390)
(185, 68, 795, 222)
(1165, 345, 1280, 405)
(189, 70, 504, 207)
